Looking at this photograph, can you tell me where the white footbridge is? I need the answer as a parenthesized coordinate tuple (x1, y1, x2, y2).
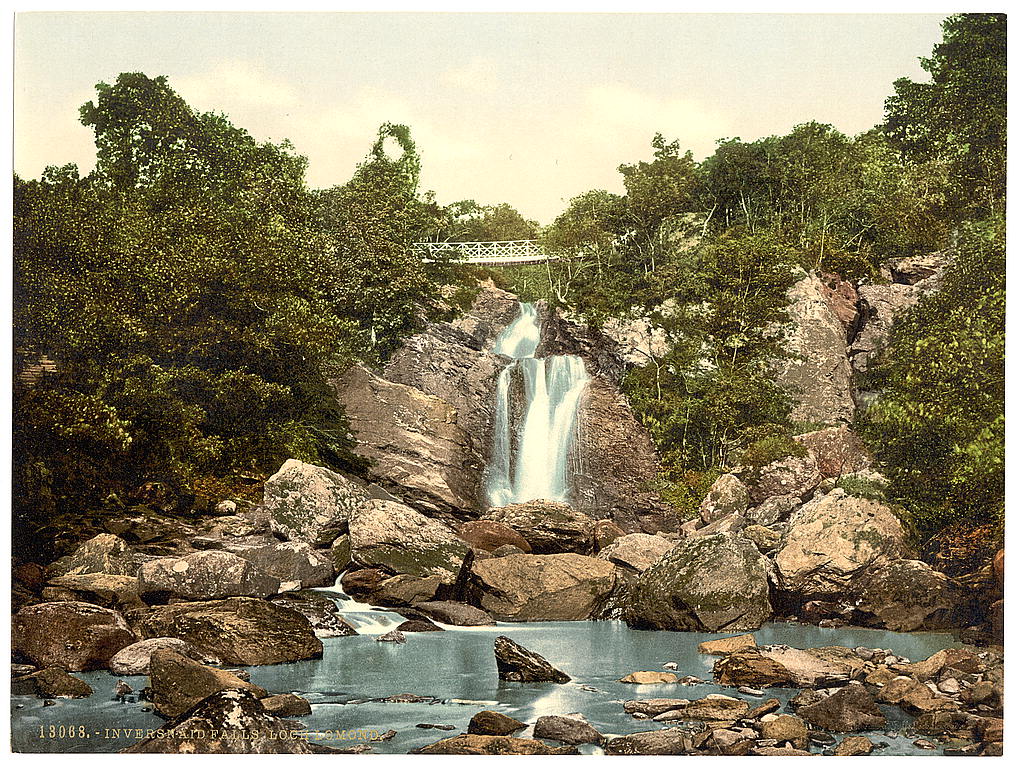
(414, 239, 557, 265)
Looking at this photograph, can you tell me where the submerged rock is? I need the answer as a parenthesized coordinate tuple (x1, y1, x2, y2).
(462, 552, 617, 621)
(624, 533, 771, 632)
(493, 635, 570, 683)
(413, 734, 578, 755)
(11, 667, 93, 699)
(12, 601, 137, 672)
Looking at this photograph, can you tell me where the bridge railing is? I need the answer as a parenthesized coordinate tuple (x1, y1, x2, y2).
(413, 239, 557, 264)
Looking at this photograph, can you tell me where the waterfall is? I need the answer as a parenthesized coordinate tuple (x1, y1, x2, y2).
(486, 302, 589, 507)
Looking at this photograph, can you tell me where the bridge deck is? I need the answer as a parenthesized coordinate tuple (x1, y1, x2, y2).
(414, 239, 558, 265)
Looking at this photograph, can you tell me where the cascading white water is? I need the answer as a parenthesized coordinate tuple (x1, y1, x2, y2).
(486, 302, 589, 507)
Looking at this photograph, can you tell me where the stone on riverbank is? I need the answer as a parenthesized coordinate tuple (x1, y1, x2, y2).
(12, 667, 93, 699)
(604, 729, 691, 755)
(149, 647, 268, 718)
(413, 734, 578, 755)
(12, 601, 137, 672)
(458, 520, 532, 553)
(494, 635, 570, 683)
(111, 637, 213, 675)
(467, 710, 528, 736)
(413, 601, 495, 626)
(137, 551, 280, 602)
(625, 533, 771, 632)
(534, 714, 603, 745)
(795, 684, 886, 732)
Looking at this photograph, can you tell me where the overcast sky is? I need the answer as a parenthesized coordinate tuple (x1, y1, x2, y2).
(15, 12, 946, 223)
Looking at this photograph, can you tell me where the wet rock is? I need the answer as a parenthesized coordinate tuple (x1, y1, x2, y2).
(349, 499, 469, 582)
(794, 425, 874, 479)
(746, 698, 782, 719)
(619, 671, 678, 684)
(876, 676, 955, 714)
(12, 601, 137, 671)
(330, 365, 480, 513)
(713, 651, 791, 687)
(413, 601, 495, 626)
(260, 693, 312, 717)
(47, 533, 140, 577)
(270, 592, 358, 638)
(397, 619, 444, 633)
(413, 734, 578, 754)
(377, 628, 407, 643)
(623, 698, 691, 717)
(848, 560, 961, 631)
(457, 520, 532, 553)
(698, 633, 757, 655)
(111, 637, 213, 675)
(137, 551, 280, 602)
(796, 684, 886, 732)
(604, 729, 692, 755)
(261, 458, 370, 546)
(149, 647, 267, 718)
(835, 735, 874, 756)
(122, 689, 319, 753)
(759, 645, 855, 687)
(467, 710, 528, 736)
(660, 695, 750, 723)
(598, 533, 675, 573)
(228, 541, 336, 590)
(462, 553, 616, 621)
(534, 714, 603, 745)
(593, 519, 627, 550)
(11, 667, 93, 699)
(494, 635, 570, 683)
(625, 533, 771, 632)
(775, 270, 856, 425)
(132, 597, 323, 665)
(340, 567, 384, 599)
(698, 474, 749, 525)
(369, 574, 442, 606)
(485, 500, 596, 554)
(41, 573, 143, 610)
(776, 491, 908, 600)
(761, 714, 810, 750)
(330, 534, 351, 571)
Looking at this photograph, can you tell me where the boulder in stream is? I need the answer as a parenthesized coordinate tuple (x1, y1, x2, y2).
(494, 635, 570, 683)
(485, 500, 596, 554)
(12, 601, 137, 672)
(149, 647, 268, 718)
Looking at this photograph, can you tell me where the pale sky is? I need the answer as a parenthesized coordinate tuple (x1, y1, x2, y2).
(14, 12, 947, 224)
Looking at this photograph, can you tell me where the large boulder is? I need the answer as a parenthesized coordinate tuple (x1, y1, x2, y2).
(775, 271, 855, 425)
(122, 689, 319, 753)
(261, 458, 370, 546)
(12, 602, 137, 671)
(485, 500, 596, 554)
(12, 667, 93, 698)
(624, 533, 772, 632)
(110, 637, 212, 675)
(849, 283, 922, 375)
(227, 541, 336, 590)
(698, 474, 749, 525)
(847, 559, 962, 631)
(713, 651, 791, 687)
(131, 597, 323, 665)
(41, 573, 143, 610)
(329, 365, 480, 513)
(461, 553, 617, 621)
(149, 647, 268, 718)
(795, 684, 886, 732)
(776, 491, 908, 601)
(794, 425, 874, 478)
(349, 499, 468, 582)
(494, 635, 570, 683)
(368, 574, 442, 606)
(137, 550, 280, 602)
(534, 714, 603, 745)
(467, 710, 527, 736)
(46, 533, 140, 577)
(604, 729, 691, 755)
(598, 533, 675, 573)
(457, 520, 532, 553)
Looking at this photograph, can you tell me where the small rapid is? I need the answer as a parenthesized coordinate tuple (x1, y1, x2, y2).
(486, 302, 589, 508)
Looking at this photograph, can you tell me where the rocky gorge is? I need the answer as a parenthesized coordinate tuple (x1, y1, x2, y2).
(9, 261, 1003, 755)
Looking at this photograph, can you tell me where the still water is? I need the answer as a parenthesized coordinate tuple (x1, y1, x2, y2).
(11, 619, 961, 754)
